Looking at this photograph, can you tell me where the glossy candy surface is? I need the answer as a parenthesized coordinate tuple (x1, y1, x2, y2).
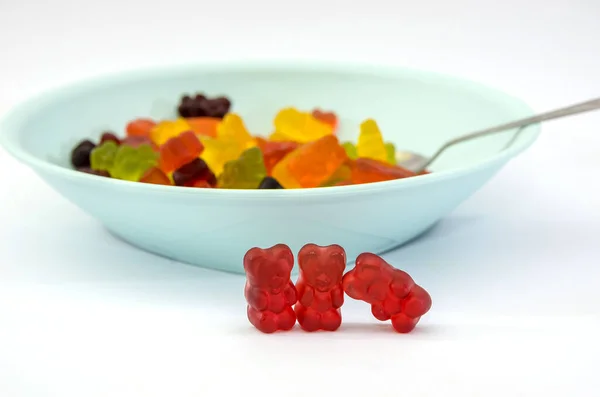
(90, 140, 119, 172)
(150, 119, 192, 145)
(110, 144, 159, 181)
(287, 135, 348, 188)
(139, 167, 172, 185)
(126, 118, 156, 137)
(244, 244, 297, 333)
(70, 92, 433, 190)
(350, 158, 416, 185)
(71, 139, 96, 168)
(272, 107, 334, 143)
(294, 244, 346, 332)
(172, 158, 216, 187)
(218, 147, 267, 189)
(258, 176, 283, 189)
(159, 130, 204, 173)
(342, 253, 432, 333)
(178, 94, 231, 119)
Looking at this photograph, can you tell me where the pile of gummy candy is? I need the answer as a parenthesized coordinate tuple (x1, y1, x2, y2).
(70, 93, 428, 189)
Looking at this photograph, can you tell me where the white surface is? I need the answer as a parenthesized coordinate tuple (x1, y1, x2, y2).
(1, 0, 599, 396)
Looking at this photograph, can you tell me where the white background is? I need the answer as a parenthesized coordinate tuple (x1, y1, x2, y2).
(1, 0, 599, 396)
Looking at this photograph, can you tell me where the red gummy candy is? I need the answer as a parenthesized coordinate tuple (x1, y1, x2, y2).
(159, 130, 204, 173)
(294, 244, 346, 332)
(244, 244, 298, 333)
(122, 135, 158, 150)
(342, 253, 432, 333)
(256, 137, 299, 175)
(100, 131, 120, 145)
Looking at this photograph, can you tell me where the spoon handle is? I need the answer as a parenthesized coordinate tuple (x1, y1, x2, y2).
(415, 97, 600, 173)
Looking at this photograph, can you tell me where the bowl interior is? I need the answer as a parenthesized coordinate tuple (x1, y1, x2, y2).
(2, 63, 537, 174)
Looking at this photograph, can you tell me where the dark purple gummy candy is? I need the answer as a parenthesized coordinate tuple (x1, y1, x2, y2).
(177, 94, 231, 119)
(173, 158, 217, 187)
(258, 176, 284, 189)
(71, 140, 96, 168)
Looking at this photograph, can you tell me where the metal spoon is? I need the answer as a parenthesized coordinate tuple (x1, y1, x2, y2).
(397, 97, 600, 173)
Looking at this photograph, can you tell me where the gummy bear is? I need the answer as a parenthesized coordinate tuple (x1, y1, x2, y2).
(218, 147, 267, 189)
(342, 253, 432, 333)
(159, 130, 204, 173)
(244, 244, 298, 333)
(110, 144, 159, 182)
(178, 94, 231, 119)
(122, 135, 158, 150)
(320, 162, 352, 187)
(186, 117, 220, 138)
(139, 167, 172, 185)
(350, 158, 416, 185)
(258, 176, 284, 189)
(199, 113, 256, 175)
(357, 119, 388, 163)
(341, 142, 358, 160)
(287, 135, 348, 188)
(270, 146, 303, 189)
(71, 139, 96, 169)
(272, 108, 334, 143)
(311, 109, 338, 133)
(126, 118, 156, 138)
(255, 137, 299, 175)
(294, 244, 346, 332)
(385, 142, 396, 165)
(100, 131, 120, 145)
(90, 140, 119, 173)
(172, 158, 216, 187)
(150, 118, 192, 145)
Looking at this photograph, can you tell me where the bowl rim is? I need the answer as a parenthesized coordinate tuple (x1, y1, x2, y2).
(0, 59, 541, 198)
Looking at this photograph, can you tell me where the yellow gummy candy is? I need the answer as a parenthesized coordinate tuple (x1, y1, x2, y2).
(199, 136, 246, 176)
(217, 113, 256, 149)
(273, 108, 333, 144)
(268, 130, 293, 142)
(357, 119, 388, 163)
(271, 149, 302, 189)
(150, 118, 192, 145)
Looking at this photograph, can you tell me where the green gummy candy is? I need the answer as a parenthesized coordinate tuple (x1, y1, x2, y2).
(110, 143, 159, 181)
(218, 147, 267, 189)
(342, 142, 358, 160)
(90, 141, 119, 172)
(385, 142, 396, 165)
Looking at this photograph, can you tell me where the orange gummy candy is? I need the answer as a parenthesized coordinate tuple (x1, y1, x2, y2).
(159, 130, 204, 173)
(186, 117, 220, 138)
(287, 135, 348, 188)
(350, 158, 416, 185)
(126, 118, 156, 138)
(256, 137, 299, 175)
(311, 109, 338, 132)
(139, 167, 172, 185)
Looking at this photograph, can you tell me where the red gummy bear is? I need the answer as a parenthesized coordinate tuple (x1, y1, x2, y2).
(159, 130, 204, 173)
(342, 253, 432, 333)
(294, 244, 346, 332)
(244, 244, 298, 333)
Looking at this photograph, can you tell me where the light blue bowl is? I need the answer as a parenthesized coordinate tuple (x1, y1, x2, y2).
(0, 61, 539, 273)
